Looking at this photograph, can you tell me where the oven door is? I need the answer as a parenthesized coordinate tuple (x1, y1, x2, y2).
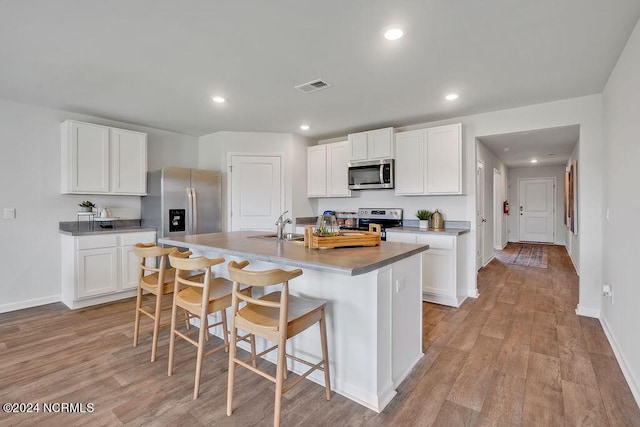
(348, 159, 394, 190)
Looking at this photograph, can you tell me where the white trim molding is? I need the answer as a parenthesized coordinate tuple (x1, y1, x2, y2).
(0, 294, 61, 313)
(600, 317, 640, 408)
(575, 305, 600, 318)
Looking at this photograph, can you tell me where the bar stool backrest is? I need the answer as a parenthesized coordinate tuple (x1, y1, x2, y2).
(227, 260, 302, 332)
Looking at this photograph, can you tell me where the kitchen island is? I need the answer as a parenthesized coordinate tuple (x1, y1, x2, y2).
(159, 231, 428, 412)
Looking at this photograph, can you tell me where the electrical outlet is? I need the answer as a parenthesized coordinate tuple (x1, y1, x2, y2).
(602, 284, 611, 297)
(3, 208, 16, 219)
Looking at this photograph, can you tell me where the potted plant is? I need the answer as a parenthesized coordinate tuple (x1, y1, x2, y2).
(78, 200, 96, 212)
(416, 209, 432, 229)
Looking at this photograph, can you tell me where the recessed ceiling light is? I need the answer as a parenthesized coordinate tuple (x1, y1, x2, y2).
(531, 159, 538, 163)
(211, 96, 226, 103)
(300, 124, 310, 131)
(384, 28, 404, 40)
(503, 147, 510, 152)
(445, 93, 459, 101)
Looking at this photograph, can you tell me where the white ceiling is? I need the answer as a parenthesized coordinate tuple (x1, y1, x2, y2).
(478, 125, 580, 168)
(1, 1, 639, 142)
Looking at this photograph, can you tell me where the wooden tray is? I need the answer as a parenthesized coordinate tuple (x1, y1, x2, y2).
(304, 224, 381, 249)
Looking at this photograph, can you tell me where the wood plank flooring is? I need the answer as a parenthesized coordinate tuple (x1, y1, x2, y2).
(1, 244, 639, 426)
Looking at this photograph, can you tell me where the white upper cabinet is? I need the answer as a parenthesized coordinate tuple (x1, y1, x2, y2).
(326, 141, 351, 197)
(394, 130, 425, 195)
(395, 123, 462, 196)
(348, 127, 394, 161)
(61, 120, 147, 195)
(426, 123, 462, 194)
(307, 145, 327, 197)
(62, 121, 110, 193)
(111, 128, 147, 195)
(307, 141, 351, 198)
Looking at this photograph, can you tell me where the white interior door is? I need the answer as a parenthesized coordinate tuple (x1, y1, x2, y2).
(476, 161, 485, 270)
(518, 178, 555, 243)
(230, 155, 282, 231)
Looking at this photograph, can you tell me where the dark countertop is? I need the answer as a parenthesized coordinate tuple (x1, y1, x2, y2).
(159, 231, 429, 276)
(385, 226, 470, 236)
(59, 219, 156, 236)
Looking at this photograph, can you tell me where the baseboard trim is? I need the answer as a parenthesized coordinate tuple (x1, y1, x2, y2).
(563, 246, 580, 276)
(0, 295, 61, 313)
(575, 305, 600, 318)
(600, 316, 640, 408)
(482, 255, 495, 267)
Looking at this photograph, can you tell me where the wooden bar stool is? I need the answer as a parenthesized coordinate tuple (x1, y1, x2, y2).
(226, 260, 331, 427)
(132, 243, 181, 362)
(168, 253, 252, 400)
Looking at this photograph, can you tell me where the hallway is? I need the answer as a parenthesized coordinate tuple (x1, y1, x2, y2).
(390, 243, 640, 426)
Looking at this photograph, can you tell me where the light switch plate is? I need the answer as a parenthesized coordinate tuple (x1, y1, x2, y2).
(4, 208, 16, 219)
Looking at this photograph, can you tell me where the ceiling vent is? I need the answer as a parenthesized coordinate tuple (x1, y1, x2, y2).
(295, 79, 332, 94)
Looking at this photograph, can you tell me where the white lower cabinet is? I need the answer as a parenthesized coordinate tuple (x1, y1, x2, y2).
(62, 231, 156, 309)
(386, 231, 468, 307)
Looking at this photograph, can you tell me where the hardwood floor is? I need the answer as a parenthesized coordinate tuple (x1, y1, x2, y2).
(1, 244, 639, 426)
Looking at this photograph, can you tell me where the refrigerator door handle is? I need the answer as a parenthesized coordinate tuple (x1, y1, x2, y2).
(186, 187, 193, 234)
(192, 188, 198, 234)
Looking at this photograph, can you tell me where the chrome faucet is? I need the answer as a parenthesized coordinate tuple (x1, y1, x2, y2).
(275, 210, 293, 240)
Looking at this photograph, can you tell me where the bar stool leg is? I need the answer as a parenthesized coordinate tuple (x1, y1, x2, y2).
(133, 285, 143, 347)
(274, 335, 287, 427)
(320, 308, 331, 400)
(151, 291, 163, 362)
(193, 314, 207, 399)
(221, 309, 229, 352)
(167, 292, 179, 376)
(226, 322, 238, 416)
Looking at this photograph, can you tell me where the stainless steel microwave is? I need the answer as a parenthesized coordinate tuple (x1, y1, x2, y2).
(348, 159, 394, 190)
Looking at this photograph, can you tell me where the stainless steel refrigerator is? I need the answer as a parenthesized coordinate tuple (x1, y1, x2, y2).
(141, 167, 222, 239)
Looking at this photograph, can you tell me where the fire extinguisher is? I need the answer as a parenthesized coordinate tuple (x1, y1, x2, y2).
(503, 200, 510, 215)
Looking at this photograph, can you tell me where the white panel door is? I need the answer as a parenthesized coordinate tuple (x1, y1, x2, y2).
(518, 178, 555, 243)
(230, 155, 282, 231)
(476, 161, 485, 270)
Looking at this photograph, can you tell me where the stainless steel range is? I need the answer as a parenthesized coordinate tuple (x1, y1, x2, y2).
(352, 208, 403, 241)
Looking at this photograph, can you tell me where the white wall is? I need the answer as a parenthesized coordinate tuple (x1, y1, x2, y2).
(601, 16, 640, 404)
(0, 99, 199, 312)
(315, 95, 603, 309)
(198, 131, 315, 232)
(476, 140, 509, 264)
(507, 165, 567, 245)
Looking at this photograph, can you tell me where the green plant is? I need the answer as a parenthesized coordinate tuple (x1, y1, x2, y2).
(416, 209, 432, 220)
(78, 200, 95, 208)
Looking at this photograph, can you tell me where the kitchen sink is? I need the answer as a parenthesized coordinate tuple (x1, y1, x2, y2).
(250, 233, 305, 242)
